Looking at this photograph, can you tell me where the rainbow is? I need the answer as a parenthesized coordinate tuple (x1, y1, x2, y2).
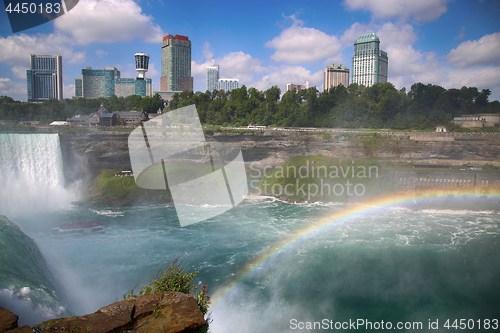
(210, 188, 500, 311)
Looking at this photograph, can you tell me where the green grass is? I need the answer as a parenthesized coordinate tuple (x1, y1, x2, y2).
(256, 155, 389, 201)
(86, 168, 171, 205)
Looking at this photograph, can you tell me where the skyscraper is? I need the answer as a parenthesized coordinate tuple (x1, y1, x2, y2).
(324, 64, 349, 91)
(351, 33, 388, 87)
(26, 54, 63, 102)
(207, 65, 220, 92)
(160, 34, 193, 92)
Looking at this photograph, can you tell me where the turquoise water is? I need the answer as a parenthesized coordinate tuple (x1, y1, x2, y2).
(1, 133, 499, 330)
(3, 200, 500, 331)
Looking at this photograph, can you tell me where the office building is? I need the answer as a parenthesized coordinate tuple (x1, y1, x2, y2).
(286, 82, 309, 92)
(218, 78, 239, 92)
(351, 33, 388, 87)
(324, 64, 349, 91)
(207, 65, 220, 92)
(160, 34, 193, 92)
(27, 54, 63, 102)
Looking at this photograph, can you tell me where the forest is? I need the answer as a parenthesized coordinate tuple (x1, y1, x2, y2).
(0, 94, 164, 124)
(1, 82, 499, 131)
(167, 82, 499, 131)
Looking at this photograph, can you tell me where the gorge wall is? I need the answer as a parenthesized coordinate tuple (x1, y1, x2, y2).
(59, 130, 500, 183)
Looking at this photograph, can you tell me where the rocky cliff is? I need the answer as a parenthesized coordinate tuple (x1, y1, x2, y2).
(59, 130, 500, 184)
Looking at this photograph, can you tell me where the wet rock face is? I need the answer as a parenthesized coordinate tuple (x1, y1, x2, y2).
(59, 131, 500, 182)
(0, 307, 18, 331)
(34, 291, 206, 333)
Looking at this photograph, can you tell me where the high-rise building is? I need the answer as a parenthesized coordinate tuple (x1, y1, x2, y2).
(218, 78, 239, 92)
(160, 34, 193, 92)
(75, 67, 120, 99)
(324, 64, 349, 91)
(286, 82, 309, 92)
(207, 65, 220, 92)
(26, 54, 63, 102)
(206, 65, 239, 93)
(351, 33, 388, 87)
(75, 52, 152, 99)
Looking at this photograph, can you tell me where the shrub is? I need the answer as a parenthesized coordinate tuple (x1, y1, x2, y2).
(123, 257, 211, 315)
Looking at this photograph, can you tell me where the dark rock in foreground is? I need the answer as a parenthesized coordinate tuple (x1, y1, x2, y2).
(0, 291, 206, 333)
(0, 307, 18, 332)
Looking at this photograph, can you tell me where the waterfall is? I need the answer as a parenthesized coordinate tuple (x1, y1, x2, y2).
(0, 133, 79, 220)
(0, 215, 69, 325)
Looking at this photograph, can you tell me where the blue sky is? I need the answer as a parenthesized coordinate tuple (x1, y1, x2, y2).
(1, 0, 500, 102)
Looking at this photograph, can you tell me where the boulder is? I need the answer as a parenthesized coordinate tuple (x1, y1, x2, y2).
(34, 292, 206, 333)
(134, 292, 206, 333)
(0, 307, 18, 332)
(34, 300, 135, 333)
(132, 293, 162, 320)
(6, 326, 32, 332)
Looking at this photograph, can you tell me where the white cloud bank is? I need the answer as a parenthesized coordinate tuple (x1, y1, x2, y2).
(343, 0, 449, 22)
(54, 0, 164, 45)
(0, 32, 85, 67)
(447, 32, 500, 68)
(265, 23, 342, 65)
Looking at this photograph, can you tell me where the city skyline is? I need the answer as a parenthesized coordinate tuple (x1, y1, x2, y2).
(1, 0, 499, 102)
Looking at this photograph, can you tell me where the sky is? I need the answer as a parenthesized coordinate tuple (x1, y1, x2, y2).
(1, 0, 500, 102)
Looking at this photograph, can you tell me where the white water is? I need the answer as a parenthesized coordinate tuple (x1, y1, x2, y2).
(1, 133, 499, 330)
(0, 133, 79, 220)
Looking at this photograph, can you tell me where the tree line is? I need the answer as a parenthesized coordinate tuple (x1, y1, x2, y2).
(167, 83, 499, 130)
(1, 82, 499, 130)
(0, 94, 163, 124)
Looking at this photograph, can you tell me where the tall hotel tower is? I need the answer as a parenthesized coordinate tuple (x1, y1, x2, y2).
(160, 34, 193, 92)
(207, 65, 220, 92)
(324, 64, 349, 91)
(27, 54, 63, 102)
(351, 33, 388, 87)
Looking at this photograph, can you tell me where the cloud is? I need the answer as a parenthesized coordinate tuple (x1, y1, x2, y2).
(0, 78, 26, 98)
(447, 32, 500, 68)
(375, 23, 438, 77)
(53, 0, 164, 45)
(0, 32, 85, 66)
(343, 0, 449, 22)
(443, 67, 500, 92)
(202, 42, 214, 62)
(95, 49, 108, 57)
(11, 66, 28, 79)
(340, 22, 438, 80)
(454, 26, 466, 40)
(265, 23, 342, 65)
(192, 50, 265, 90)
(119, 61, 160, 79)
(251, 66, 323, 92)
(64, 83, 75, 99)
